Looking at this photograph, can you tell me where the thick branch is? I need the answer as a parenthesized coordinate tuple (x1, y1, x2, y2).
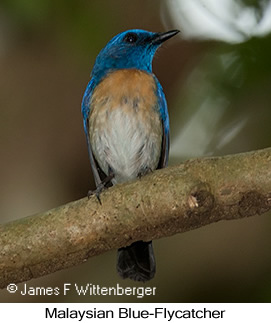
(1, 148, 271, 288)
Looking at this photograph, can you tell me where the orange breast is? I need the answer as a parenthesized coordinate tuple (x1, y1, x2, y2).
(90, 69, 158, 113)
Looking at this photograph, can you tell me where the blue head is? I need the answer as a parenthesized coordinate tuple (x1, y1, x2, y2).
(91, 29, 179, 82)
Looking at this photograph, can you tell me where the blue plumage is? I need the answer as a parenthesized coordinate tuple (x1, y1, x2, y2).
(81, 29, 179, 281)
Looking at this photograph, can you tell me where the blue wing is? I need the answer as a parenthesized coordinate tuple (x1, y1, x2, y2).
(81, 77, 95, 133)
(154, 77, 170, 168)
(81, 77, 107, 187)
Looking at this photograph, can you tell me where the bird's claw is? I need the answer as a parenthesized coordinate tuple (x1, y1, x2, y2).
(87, 172, 114, 205)
(138, 167, 153, 179)
(87, 185, 104, 205)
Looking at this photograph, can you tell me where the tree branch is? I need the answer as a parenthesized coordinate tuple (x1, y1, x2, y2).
(1, 148, 271, 288)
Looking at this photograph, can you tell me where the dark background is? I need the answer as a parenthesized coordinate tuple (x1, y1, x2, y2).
(0, 0, 271, 302)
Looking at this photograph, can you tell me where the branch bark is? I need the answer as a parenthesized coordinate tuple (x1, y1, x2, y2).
(1, 148, 271, 288)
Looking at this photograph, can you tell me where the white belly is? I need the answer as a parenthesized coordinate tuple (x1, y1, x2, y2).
(89, 105, 162, 184)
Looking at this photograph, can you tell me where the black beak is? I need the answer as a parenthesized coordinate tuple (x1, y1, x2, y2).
(152, 30, 180, 45)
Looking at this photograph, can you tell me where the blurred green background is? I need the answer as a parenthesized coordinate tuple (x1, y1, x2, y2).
(0, 0, 271, 302)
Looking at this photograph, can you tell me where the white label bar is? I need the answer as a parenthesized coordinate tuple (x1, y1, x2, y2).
(1, 303, 271, 322)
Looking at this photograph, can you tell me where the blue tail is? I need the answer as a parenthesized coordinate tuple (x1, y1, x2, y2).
(117, 241, 155, 282)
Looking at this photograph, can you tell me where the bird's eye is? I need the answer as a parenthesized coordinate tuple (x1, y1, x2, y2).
(123, 33, 138, 44)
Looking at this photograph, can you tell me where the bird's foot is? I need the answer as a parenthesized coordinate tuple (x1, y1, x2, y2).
(87, 173, 114, 204)
(138, 167, 153, 179)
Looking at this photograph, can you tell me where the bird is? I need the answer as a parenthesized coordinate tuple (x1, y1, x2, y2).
(81, 29, 179, 282)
